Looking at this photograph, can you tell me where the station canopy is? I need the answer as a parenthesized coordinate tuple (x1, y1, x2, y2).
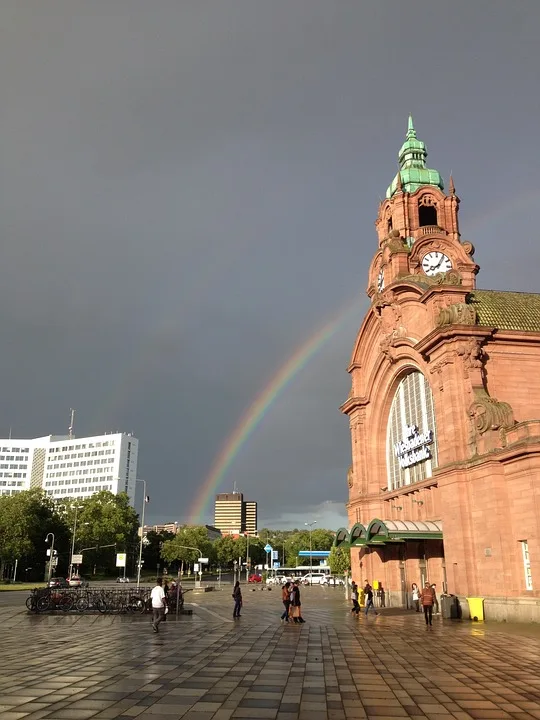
(334, 519, 442, 547)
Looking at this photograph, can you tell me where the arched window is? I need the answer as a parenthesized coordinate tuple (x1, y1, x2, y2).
(386, 371, 438, 491)
(418, 195, 438, 227)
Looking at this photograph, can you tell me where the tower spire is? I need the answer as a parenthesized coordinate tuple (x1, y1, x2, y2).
(386, 117, 444, 198)
(406, 114, 416, 139)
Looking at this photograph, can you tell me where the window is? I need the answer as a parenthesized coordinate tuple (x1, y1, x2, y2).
(521, 541, 533, 590)
(386, 371, 438, 490)
(418, 195, 438, 227)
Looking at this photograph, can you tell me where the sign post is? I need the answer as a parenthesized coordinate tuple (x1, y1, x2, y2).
(116, 552, 127, 579)
(264, 544, 273, 577)
(71, 553, 83, 566)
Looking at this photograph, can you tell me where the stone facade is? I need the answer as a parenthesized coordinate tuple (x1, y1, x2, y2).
(338, 119, 540, 620)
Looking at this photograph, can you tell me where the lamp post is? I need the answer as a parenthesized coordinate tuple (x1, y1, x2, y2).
(305, 521, 317, 585)
(45, 533, 55, 583)
(136, 479, 148, 589)
(69, 505, 83, 579)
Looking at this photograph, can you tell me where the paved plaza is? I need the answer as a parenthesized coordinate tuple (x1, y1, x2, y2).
(2, 586, 540, 720)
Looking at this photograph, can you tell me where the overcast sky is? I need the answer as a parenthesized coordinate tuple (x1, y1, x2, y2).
(1, 1, 539, 529)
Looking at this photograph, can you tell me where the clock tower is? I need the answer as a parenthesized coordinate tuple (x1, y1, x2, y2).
(369, 116, 478, 297)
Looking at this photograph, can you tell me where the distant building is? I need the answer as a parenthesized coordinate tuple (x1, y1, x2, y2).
(214, 491, 258, 535)
(0, 432, 138, 505)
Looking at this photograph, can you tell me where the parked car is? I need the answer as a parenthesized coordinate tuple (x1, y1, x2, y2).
(300, 573, 327, 585)
(68, 575, 88, 588)
(248, 573, 262, 583)
(48, 577, 69, 589)
(116, 576, 131, 583)
(321, 576, 345, 586)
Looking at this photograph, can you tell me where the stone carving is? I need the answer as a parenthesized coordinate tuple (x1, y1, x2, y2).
(436, 302, 477, 327)
(433, 270, 462, 286)
(462, 241, 475, 257)
(429, 356, 454, 391)
(347, 466, 354, 489)
(456, 338, 484, 374)
(468, 387, 514, 435)
(383, 229, 409, 253)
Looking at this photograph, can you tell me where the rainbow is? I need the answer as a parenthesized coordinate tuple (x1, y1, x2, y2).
(187, 296, 362, 523)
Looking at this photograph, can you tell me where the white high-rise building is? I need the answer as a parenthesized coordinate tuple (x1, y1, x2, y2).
(0, 433, 138, 505)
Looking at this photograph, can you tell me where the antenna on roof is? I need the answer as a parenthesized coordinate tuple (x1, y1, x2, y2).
(233, 480, 238, 494)
(69, 409, 75, 440)
(8, 427, 12, 440)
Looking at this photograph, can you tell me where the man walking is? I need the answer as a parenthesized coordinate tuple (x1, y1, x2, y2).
(151, 577, 167, 633)
(420, 581, 434, 628)
(364, 580, 379, 616)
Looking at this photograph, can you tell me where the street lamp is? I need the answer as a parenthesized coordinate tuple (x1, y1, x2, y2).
(45, 533, 55, 583)
(69, 505, 84, 579)
(305, 521, 317, 585)
(136, 479, 148, 589)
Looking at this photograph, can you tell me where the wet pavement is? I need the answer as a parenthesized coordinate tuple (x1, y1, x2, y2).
(2, 585, 540, 720)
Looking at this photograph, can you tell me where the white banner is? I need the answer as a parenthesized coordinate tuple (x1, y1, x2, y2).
(116, 553, 127, 568)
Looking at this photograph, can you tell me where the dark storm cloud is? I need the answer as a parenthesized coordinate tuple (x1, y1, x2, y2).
(0, 1, 539, 528)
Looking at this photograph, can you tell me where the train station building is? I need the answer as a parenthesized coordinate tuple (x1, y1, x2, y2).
(335, 118, 540, 621)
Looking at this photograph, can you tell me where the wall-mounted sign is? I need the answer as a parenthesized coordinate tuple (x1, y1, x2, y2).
(394, 423, 433, 469)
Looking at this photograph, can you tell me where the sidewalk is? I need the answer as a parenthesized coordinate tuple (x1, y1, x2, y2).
(3, 586, 540, 720)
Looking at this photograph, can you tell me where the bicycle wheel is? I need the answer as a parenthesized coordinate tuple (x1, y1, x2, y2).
(75, 596, 89, 612)
(26, 596, 37, 612)
(128, 596, 145, 614)
(60, 594, 75, 611)
(37, 595, 50, 612)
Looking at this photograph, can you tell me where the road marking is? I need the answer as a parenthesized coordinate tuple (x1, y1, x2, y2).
(188, 603, 234, 623)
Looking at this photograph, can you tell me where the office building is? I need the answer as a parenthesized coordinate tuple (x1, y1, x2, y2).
(214, 491, 257, 535)
(0, 432, 138, 505)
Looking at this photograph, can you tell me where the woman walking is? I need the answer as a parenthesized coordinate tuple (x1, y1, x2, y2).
(232, 580, 242, 619)
(281, 581, 291, 622)
(412, 583, 420, 612)
(420, 582, 434, 629)
(290, 580, 305, 624)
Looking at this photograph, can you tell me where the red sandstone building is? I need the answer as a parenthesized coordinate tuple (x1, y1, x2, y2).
(336, 118, 540, 621)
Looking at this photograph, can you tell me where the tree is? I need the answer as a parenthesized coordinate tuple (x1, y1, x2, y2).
(0, 489, 69, 580)
(285, 528, 335, 566)
(160, 526, 213, 570)
(143, 530, 175, 572)
(328, 545, 351, 575)
(59, 491, 139, 574)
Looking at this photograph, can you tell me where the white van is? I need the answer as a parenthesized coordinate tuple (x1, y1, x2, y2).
(301, 573, 327, 585)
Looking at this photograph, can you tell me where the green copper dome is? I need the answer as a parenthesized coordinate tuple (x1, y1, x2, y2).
(386, 116, 444, 198)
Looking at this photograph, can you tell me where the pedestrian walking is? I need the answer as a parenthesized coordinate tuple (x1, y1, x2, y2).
(232, 580, 242, 618)
(151, 577, 167, 633)
(281, 581, 291, 622)
(431, 583, 439, 614)
(351, 581, 360, 615)
(290, 580, 305, 623)
(364, 580, 379, 616)
(420, 581, 434, 628)
(412, 583, 420, 612)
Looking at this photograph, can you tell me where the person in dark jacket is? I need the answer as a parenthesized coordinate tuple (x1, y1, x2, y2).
(290, 581, 305, 623)
(281, 581, 291, 622)
(232, 581, 242, 618)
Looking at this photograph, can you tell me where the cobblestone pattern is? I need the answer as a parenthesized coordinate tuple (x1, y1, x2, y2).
(2, 588, 540, 720)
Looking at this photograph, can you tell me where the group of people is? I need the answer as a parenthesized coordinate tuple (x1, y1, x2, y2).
(411, 582, 438, 628)
(280, 580, 305, 623)
(350, 580, 379, 616)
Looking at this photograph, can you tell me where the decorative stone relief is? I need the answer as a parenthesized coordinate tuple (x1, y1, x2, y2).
(468, 387, 514, 435)
(428, 356, 454, 391)
(383, 229, 409, 253)
(436, 302, 477, 327)
(462, 241, 475, 257)
(456, 338, 484, 376)
(347, 465, 354, 489)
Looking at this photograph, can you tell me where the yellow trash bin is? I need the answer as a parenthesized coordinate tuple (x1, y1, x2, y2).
(467, 597, 485, 621)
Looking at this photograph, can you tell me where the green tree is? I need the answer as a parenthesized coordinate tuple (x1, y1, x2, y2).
(60, 491, 139, 574)
(328, 545, 351, 575)
(0, 489, 69, 580)
(143, 530, 175, 572)
(285, 528, 335, 566)
(160, 526, 213, 570)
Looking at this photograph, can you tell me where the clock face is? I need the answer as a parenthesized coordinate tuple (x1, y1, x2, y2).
(377, 268, 385, 292)
(421, 251, 452, 276)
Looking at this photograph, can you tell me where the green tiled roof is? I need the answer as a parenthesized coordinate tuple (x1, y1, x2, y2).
(468, 290, 540, 332)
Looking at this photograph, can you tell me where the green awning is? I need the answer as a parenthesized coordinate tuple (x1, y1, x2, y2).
(335, 519, 442, 547)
